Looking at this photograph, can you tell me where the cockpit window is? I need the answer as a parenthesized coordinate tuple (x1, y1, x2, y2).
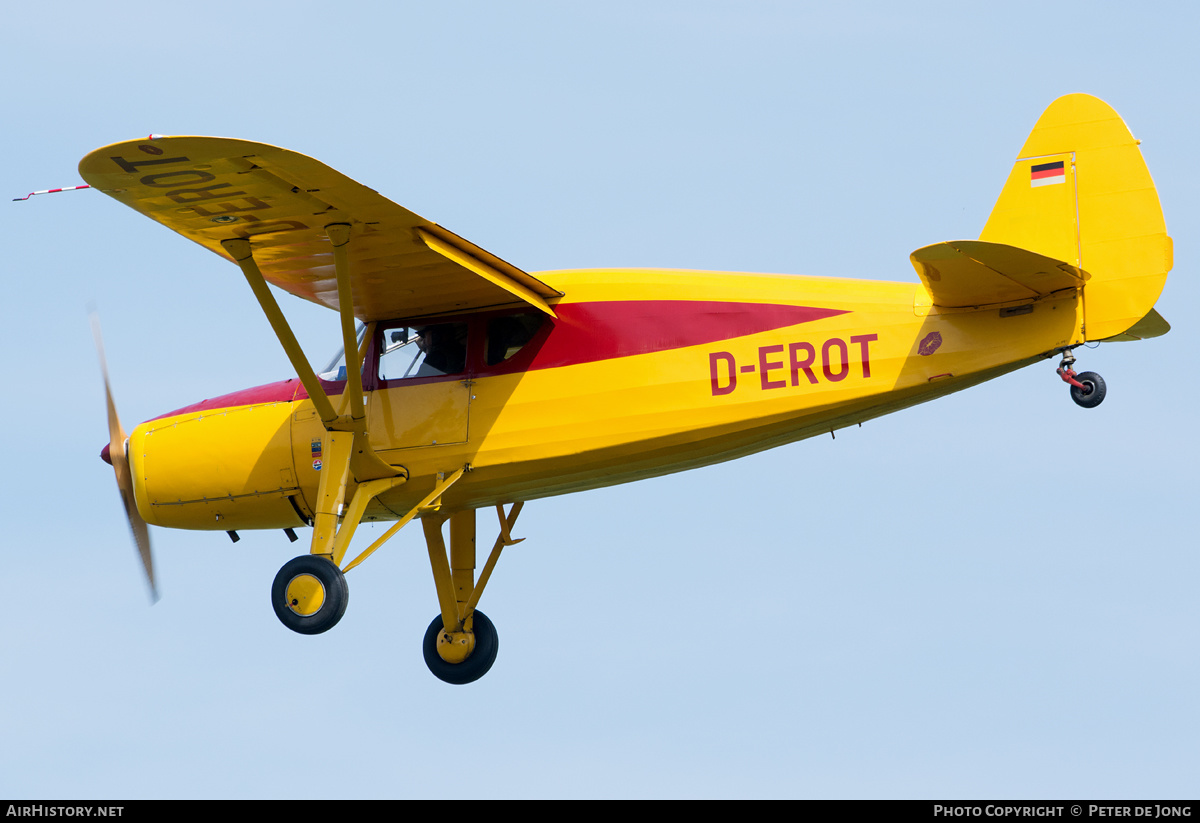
(485, 314, 545, 366)
(379, 322, 468, 380)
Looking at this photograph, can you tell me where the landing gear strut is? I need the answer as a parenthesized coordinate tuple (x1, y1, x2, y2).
(418, 504, 524, 684)
(1057, 350, 1106, 409)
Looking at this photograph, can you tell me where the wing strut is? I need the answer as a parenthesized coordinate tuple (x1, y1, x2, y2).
(327, 223, 367, 426)
(221, 237, 340, 426)
(221, 230, 404, 566)
(221, 230, 397, 475)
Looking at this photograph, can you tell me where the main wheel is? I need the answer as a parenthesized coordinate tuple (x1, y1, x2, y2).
(271, 555, 349, 635)
(1070, 371, 1107, 408)
(422, 610, 499, 684)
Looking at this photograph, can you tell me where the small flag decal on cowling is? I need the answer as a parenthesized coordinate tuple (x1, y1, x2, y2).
(1030, 160, 1066, 187)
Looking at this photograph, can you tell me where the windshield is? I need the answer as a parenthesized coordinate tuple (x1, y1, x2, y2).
(318, 323, 368, 381)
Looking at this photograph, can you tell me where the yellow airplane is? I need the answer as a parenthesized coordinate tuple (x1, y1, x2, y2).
(82, 93, 1171, 683)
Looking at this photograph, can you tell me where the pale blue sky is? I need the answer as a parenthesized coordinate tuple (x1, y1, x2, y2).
(2, 0, 1197, 799)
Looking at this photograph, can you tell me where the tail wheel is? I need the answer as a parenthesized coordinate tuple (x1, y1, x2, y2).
(272, 555, 349, 635)
(1070, 371, 1107, 408)
(422, 610, 499, 684)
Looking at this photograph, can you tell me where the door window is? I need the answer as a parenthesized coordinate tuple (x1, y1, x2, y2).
(378, 322, 468, 381)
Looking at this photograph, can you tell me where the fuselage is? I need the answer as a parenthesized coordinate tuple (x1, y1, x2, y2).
(124, 267, 1082, 531)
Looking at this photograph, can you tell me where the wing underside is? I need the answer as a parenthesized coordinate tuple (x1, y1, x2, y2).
(79, 136, 561, 320)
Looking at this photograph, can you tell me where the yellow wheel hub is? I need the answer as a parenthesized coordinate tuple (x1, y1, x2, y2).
(284, 574, 326, 616)
(436, 629, 476, 664)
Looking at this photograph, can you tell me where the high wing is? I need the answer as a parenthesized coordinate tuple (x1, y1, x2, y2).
(78, 136, 561, 320)
(909, 239, 1088, 309)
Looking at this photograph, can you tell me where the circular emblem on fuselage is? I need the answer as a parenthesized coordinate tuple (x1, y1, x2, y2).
(312, 459, 323, 471)
(918, 331, 942, 356)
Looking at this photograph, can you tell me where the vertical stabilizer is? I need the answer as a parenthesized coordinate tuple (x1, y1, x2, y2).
(980, 94, 1172, 341)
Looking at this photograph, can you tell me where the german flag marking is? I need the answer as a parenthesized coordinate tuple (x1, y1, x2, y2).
(1030, 160, 1066, 187)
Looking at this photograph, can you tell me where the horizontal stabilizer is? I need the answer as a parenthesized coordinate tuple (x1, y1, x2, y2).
(910, 240, 1087, 309)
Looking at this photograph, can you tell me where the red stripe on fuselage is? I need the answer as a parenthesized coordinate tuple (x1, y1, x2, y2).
(141, 301, 847, 423)
(526, 301, 849, 371)
(153, 378, 302, 420)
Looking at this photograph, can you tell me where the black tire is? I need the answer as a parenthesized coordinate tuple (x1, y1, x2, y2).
(271, 555, 349, 635)
(1070, 371, 1107, 408)
(422, 610, 499, 684)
